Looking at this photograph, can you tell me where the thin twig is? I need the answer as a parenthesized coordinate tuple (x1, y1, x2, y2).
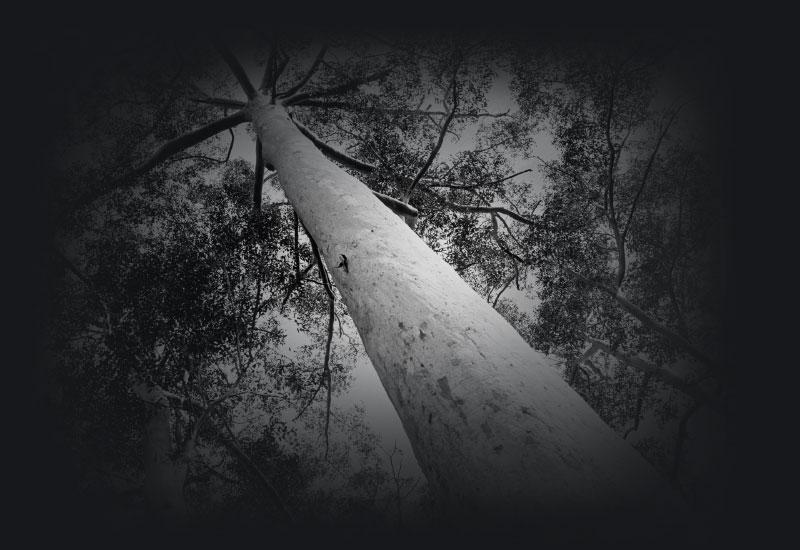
(404, 64, 460, 201)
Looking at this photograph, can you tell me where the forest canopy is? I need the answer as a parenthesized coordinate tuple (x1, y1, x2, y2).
(29, 26, 730, 540)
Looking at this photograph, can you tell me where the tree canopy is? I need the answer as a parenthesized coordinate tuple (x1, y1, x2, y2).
(36, 26, 729, 539)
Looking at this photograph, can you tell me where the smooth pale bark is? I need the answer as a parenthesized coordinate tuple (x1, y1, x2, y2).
(248, 95, 683, 523)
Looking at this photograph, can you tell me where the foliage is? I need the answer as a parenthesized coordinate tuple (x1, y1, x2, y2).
(45, 29, 726, 528)
(509, 36, 725, 501)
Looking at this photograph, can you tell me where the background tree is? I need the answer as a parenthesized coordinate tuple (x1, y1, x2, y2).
(506, 35, 727, 510)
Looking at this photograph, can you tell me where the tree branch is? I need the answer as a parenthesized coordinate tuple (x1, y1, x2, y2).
(567, 271, 721, 374)
(492, 237, 721, 376)
(75, 111, 248, 207)
(278, 44, 328, 99)
(671, 400, 702, 481)
(224, 128, 235, 162)
(373, 192, 419, 219)
(566, 341, 601, 385)
(491, 272, 516, 308)
(404, 69, 459, 201)
(284, 67, 392, 106)
(427, 169, 532, 191)
(273, 56, 290, 98)
(279, 260, 317, 313)
(586, 337, 721, 412)
(260, 38, 278, 92)
(599, 76, 627, 290)
(292, 99, 509, 120)
(621, 105, 683, 242)
(253, 139, 264, 211)
(623, 372, 651, 439)
(290, 117, 377, 173)
(191, 97, 247, 109)
(494, 210, 532, 250)
(293, 211, 300, 275)
(290, 118, 418, 218)
(302, 225, 335, 460)
(212, 39, 257, 99)
(217, 421, 294, 523)
(135, 113, 247, 176)
(533, 156, 595, 200)
(52, 245, 114, 330)
(422, 187, 536, 225)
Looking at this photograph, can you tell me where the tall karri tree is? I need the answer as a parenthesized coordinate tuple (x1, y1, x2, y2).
(46, 28, 727, 532)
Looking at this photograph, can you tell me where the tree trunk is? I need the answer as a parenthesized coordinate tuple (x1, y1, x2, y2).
(249, 96, 684, 526)
(137, 384, 189, 522)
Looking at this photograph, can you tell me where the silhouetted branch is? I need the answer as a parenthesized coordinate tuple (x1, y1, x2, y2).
(260, 38, 277, 92)
(284, 67, 392, 106)
(212, 39, 257, 99)
(254, 139, 264, 211)
(573, 274, 721, 374)
(218, 421, 294, 523)
(293, 212, 300, 276)
(423, 188, 536, 225)
(567, 341, 601, 385)
(191, 97, 247, 109)
(290, 116, 377, 173)
(486, 229, 721, 376)
(279, 260, 317, 313)
(75, 111, 248, 208)
(279, 44, 328, 99)
(585, 337, 720, 409)
(492, 272, 516, 308)
(600, 77, 628, 289)
(489, 214, 528, 264)
(293, 99, 509, 120)
(621, 104, 684, 241)
(306, 228, 335, 460)
(671, 400, 702, 480)
(404, 68, 459, 201)
(623, 372, 651, 439)
(427, 169, 532, 191)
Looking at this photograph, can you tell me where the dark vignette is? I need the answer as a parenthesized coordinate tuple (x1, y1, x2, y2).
(7, 6, 765, 548)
